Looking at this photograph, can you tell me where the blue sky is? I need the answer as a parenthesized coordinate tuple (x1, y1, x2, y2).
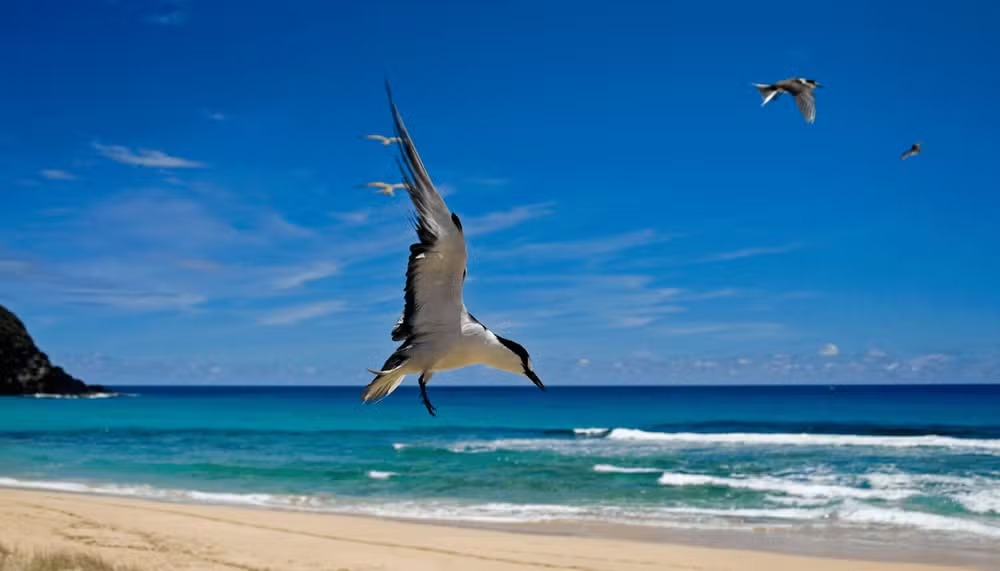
(2, 0, 999, 385)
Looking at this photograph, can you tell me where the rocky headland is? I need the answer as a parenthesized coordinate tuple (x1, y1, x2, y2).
(0, 305, 109, 396)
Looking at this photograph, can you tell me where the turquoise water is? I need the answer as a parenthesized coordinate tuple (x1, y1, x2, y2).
(1, 385, 999, 548)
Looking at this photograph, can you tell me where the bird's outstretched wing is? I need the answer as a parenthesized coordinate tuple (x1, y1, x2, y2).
(794, 90, 816, 124)
(386, 83, 468, 342)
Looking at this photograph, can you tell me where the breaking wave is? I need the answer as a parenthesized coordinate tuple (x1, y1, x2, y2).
(656, 471, 918, 500)
(573, 428, 611, 437)
(592, 464, 661, 474)
(605, 428, 1000, 452)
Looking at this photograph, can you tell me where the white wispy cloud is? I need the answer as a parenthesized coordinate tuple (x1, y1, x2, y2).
(85, 193, 239, 251)
(204, 110, 227, 122)
(908, 353, 951, 371)
(464, 202, 555, 237)
(146, 0, 188, 26)
(497, 229, 662, 260)
(614, 316, 656, 328)
(272, 262, 339, 290)
(61, 287, 205, 311)
(672, 288, 742, 301)
(0, 187, 354, 319)
(1, 252, 206, 312)
(39, 169, 78, 181)
(658, 322, 784, 337)
(819, 343, 840, 357)
(259, 212, 314, 239)
(94, 143, 205, 169)
(258, 300, 344, 326)
(0, 259, 33, 277)
(865, 348, 888, 360)
(703, 244, 801, 262)
(330, 209, 373, 225)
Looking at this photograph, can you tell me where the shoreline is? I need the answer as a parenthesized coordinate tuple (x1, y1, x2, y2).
(2, 477, 996, 568)
(0, 488, 986, 571)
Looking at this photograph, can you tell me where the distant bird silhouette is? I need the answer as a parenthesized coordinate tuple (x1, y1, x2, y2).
(361, 134, 401, 146)
(361, 181, 408, 197)
(753, 78, 822, 124)
(901, 142, 921, 160)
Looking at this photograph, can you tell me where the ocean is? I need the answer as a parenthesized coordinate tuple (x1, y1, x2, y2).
(1, 385, 998, 558)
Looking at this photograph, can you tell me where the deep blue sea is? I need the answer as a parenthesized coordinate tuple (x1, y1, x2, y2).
(2, 385, 999, 550)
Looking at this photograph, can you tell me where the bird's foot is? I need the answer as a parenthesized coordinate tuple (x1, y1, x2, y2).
(422, 397, 437, 417)
(419, 381, 436, 416)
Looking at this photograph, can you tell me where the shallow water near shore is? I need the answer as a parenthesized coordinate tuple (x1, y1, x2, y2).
(1, 384, 998, 565)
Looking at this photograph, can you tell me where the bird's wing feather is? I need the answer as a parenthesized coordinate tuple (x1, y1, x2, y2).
(794, 90, 816, 124)
(772, 79, 799, 91)
(362, 349, 410, 403)
(753, 83, 781, 106)
(386, 83, 468, 342)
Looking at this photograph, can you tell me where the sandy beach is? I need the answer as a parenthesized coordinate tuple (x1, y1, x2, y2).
(0, 489, 977, 571)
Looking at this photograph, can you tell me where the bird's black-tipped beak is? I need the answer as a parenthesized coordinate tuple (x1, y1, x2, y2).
(525, 369, 545, 391)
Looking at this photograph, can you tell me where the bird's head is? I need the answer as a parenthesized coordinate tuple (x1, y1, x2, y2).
(494, 335, 545, 391)
(802, 78, 822, 88)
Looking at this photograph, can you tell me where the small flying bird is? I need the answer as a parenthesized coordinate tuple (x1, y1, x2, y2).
(753, 78, 822, 124)
(361, 134, 401, 146)
(901, 142, 921, 160)
(360, 181, 408, 197)
(362, 83, 544, 416)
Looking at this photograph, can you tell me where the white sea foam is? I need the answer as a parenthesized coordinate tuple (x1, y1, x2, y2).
(446, 430, 1000, 458)
(955, 490, 1000, 515)
(573, 428, 610, 437)
(0, 477, 329, 510)
(764, 495, 835, 507)
(446, 443, 500, 454)
(838, 502, 1000, 539)
(863, 473, 921, 489)
(653, 506, 828, 521)
(656, 471, 918, 500)
(861, 471, 1000, 514)
(606, 428, 1000, 452)
(863, 472, 977, 489)
(367, 470, 397, 480)
(592, 464, 661, 474)
(391, 443, 409, 451)
(26, 392, 120, 399)
(324, 500, 1000, 538)
(3, 476, 998, 539)
(361, 501, 592, 524)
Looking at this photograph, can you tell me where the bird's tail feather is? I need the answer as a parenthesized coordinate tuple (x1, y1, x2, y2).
(362, 366, 407, 403)
(753, 83, 779, 106)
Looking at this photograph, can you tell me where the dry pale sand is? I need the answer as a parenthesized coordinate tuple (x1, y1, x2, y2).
(0, 489, 974, 571)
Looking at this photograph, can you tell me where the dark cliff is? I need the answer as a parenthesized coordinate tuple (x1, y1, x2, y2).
(0, 305, 107, 396)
